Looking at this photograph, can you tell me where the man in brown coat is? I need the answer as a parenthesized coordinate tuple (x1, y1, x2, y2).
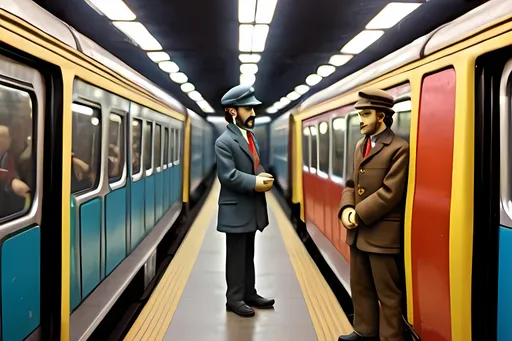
(337, 88, 409, 341)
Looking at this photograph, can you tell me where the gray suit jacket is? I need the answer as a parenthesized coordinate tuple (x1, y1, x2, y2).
(215, 123, 269, 233)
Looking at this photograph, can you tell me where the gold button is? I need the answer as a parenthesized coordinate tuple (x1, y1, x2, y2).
(360, 169, 365, 174)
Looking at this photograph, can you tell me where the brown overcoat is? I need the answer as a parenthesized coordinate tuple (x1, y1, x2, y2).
(338, 127, 409, 254)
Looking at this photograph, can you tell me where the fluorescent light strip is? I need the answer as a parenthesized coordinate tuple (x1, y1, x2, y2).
(255, 116, 271, 124)
(240, 74, 256, 86)
(366, 2, 422, 29)
(239, 0, 257, 23)
(147, 52, 170, 62)
(240, 63, 258, 74)
(239, 24, 254, 52)
(239, 54, 261, 63)
(341, 30, 384, 54)
(256, 0, 278, 24)
(252, 24, 269, 52)
(158, 61, 179, 73)
(86, 0, 136, 21)
(113, 22, 162, 51)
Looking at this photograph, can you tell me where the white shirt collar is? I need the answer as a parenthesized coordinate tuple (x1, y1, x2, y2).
(236, 124, 248, 142)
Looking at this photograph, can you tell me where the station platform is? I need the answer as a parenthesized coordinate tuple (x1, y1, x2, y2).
(123, 179, 353, 341)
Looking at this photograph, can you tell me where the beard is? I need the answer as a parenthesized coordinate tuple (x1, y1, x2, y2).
(235, 115, 255, 130)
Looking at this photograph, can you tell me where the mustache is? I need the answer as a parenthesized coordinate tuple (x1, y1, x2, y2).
(245, 116, 255, 125)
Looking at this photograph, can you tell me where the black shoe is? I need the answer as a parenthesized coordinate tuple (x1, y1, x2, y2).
(226, 301, 255, 317)
(245, 294, 275, 308)
(338, 331, 379, 341)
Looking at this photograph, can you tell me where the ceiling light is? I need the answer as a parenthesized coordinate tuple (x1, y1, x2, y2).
(317, 65, 336, 77)
(341, 30, 384, 54)
(329, 54, 353, 67)
(113, 22, 162, 51)
(188, 91, 203, 101)
(256, 0, 278, 24)
(255, 116, 271, 124)
(147, 52, 170, 63)
(239, 24, 254, 52)
(158, 61, 179, 73)
(305, 74, 322, 86)
(199, 101, 215, 113)
(366, 2, 422, 29)
(280, 97, 291, 107)
(181, 83, 195, 93)
(239, 0, 257, 23)
(239, 54, 261, 63)
(240, 73, 256, 86)
(206, 116, 225, 123)
(295, 84, 310, 95)
(240, 63, 258, 74)
(266, 106, 277, 114)
(86, 0, 136, 21)
(170, 72, 188, 84)
(252, 24, 269, 52)
(287, 91, 301, 101)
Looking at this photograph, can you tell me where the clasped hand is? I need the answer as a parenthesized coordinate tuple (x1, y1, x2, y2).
(341, 207, 359, 229)
(254, 172, 274, 192)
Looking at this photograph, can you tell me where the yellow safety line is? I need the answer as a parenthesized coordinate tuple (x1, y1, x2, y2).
(268, 193, 353, 341)
(123, 180, 219, 341)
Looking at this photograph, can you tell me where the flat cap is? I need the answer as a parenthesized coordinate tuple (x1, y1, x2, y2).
(354, 88, 395, 115)
(221, 84, 262, 107)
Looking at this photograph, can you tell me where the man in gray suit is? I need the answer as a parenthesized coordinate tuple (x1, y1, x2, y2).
(215, 84, 275, 317)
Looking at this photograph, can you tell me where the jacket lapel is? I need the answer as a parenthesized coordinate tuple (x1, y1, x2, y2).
(359, 128, 394, 166)
(227, 123, 254, 164)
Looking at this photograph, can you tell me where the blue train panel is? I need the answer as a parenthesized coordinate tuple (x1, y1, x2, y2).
(105, 188, 127, 275)
(498, 226, 512, 340)
(70, 198, 81, 311)
(131, 180, 145, 249)
(170, 166, 176, 205)
(80, 198, 102, 298)
(1, 226, 40, 341)
(155, 171, 163, 221)
(145, 176, 155, 230)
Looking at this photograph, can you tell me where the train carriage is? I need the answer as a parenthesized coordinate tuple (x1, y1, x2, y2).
(268, 1, 512, 340)
(0, 1, 215, 340)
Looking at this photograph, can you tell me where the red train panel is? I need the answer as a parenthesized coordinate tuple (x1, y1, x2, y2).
(411, 68, 456, 341)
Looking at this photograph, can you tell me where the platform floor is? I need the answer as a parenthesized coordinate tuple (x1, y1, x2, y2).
(124, 179, 352, 341)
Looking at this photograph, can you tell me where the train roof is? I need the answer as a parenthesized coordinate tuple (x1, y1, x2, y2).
(0, 0, 189, 116)
(296, 0, 512, 113)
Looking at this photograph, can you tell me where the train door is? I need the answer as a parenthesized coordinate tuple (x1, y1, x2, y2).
(69, 80, 130, 309)
(0, 53, 47, 341)
(474, 48, 512, 341)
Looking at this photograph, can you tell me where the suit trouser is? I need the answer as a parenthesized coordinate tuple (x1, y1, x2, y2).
(350, 245, 404, 341)
(225, 231, 256, 303)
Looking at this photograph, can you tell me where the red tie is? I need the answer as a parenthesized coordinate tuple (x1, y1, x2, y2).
(247, 132, 260, 172)
(363, 137, 371, 158)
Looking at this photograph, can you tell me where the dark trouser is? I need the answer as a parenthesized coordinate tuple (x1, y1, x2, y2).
(350, 246, 404, 341)
(225, 231, 256, 303)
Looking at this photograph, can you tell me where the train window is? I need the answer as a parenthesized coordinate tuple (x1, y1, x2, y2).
(170, 128, 175, 165)
(143, 121, 153, 171)
(71, 103, 101, 194)
(332, 117, 345, 179)
(0, 85, 34, 220)
(108, 114, 124, 183)
(318, 122, 329, 175)
(302, 127, 310, 171)
(391, 100, 412, 142)
(164, 127, 169, 165)
(132, 119, 142, 175)
(310, 126, 318, 172)
(155, 124, 161, 169)
(346, 113, 362, 180)
(174, 129, 180, 162)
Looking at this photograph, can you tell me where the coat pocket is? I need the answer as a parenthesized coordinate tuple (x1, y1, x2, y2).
(364, 219, 401, 249)
(218, 201, 251, 227)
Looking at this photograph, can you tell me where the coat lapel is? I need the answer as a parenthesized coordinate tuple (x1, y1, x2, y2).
(227, 123, 254, 164)
(358, 128, 394, 167)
